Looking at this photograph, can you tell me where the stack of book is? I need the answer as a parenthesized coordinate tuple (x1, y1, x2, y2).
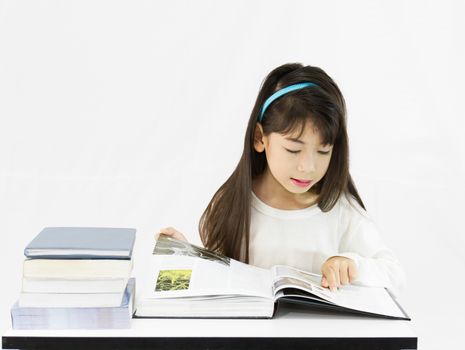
(10, 227, 136, 329)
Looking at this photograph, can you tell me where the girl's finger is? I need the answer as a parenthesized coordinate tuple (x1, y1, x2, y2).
(321, 276, 328, 287)
(160, 227, 177, 236)
(323, 267, 338, 292)
(339, 263, 350, 285)
(348, 261, 357, 283)
(334, 267, 341, 288)
(159, 228, 188, 242)
(327, 260, 341, 288)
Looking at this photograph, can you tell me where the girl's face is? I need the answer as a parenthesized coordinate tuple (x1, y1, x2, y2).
(254, 120, 333, 197)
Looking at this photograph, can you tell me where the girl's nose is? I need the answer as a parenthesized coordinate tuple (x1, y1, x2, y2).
(297, 155, 316, 173)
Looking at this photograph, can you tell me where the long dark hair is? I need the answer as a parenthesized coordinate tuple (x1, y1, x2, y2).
(198, 63, 365, 263)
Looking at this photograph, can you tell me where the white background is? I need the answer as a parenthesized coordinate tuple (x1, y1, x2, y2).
(1, 1, 464, 349)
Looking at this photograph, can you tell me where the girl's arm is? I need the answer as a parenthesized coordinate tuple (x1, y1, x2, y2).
(337, 212, 406, 298)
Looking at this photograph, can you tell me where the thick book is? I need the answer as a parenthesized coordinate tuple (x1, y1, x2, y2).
(21, 277, 129, 294)
(19, 262, 132, 307)
(22, 258, 133, 279)
(135, 235, 410, 320)
(18, 288, 126, 308)
(24, 227, 136, 259)
(11, 278, 135, 329)
(21, 258, 133, 294)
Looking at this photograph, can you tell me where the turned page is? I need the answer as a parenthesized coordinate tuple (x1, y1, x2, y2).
(139, 236, 272, 300)
(272, 265, 334, 300)
(271, 265, 406, 319)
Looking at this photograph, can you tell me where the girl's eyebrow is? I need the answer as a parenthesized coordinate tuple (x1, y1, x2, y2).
(285, 136, 333, 148)
(285, 137, 305, 144)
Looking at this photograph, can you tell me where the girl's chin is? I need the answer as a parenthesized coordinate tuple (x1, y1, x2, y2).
(285, 185, 314, 194)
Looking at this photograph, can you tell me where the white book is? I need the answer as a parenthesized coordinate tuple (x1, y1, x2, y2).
(22, 259, 133, 279)
(135, 235, 410, 320)
(11, 278, 135, 329)
(18, 289, 125, 308)
(21, 277, 128, 294)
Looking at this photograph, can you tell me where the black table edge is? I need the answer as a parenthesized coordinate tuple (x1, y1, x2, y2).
(2, 335, 418, 350)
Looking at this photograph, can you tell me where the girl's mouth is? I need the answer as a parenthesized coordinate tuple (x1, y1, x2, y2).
(291, 178, 312, 188)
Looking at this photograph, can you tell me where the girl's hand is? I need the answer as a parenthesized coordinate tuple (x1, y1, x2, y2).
(321, 256, 357, 292)
(155, 226, 188, 242)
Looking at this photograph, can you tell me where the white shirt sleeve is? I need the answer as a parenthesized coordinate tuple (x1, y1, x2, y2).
(336, 198, 406, 298)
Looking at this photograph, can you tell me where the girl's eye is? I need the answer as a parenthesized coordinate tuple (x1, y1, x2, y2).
(318, 150, 331, 155)
(285, 149, 301, 154)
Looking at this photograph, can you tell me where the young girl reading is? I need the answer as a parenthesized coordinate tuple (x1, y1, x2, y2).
(157, 63, 405, 297)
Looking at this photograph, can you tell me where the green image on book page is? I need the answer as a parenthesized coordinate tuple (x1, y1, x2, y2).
(155, 269, 192, 291)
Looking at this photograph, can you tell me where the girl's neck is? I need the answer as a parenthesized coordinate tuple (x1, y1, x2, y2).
(252, 169, 318, 210)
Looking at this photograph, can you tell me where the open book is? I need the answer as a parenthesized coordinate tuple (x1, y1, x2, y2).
(135, 235, 409, 320)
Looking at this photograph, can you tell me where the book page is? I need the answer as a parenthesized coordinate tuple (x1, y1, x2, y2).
(139, 236, 272, 300)
(272, 265, 405, 318)
(272, 265, 334, 301)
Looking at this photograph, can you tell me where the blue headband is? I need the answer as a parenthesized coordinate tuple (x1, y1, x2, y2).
(258, 82, 319, 122)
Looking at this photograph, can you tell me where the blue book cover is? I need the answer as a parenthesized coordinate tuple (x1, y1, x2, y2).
(24, 227, 136, 259)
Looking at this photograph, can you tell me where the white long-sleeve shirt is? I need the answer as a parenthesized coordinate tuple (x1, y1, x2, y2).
(249, 191, 405, 297)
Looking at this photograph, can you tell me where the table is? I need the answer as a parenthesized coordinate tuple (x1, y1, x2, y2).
(2, 303, 417, 350)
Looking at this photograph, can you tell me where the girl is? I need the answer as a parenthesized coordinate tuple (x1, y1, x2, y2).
(158, 63, 405, 297)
